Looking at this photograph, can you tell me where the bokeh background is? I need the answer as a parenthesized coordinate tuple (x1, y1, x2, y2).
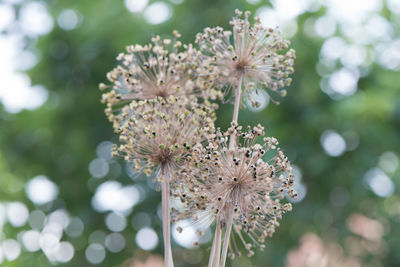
(1, 0, 400, 266)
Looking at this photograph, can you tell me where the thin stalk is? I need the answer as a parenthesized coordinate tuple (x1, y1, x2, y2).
(219, 209, 234, 267)
(208, 216, 219, 267)
(161, 164, 174, 267)
(230, 76, 243, 150)
(212, 216, 222, 267)
(219, 77, 242, 267)
(208, 76, 243, 267)
(208, 231, 217, 267)
(231, 77, 243, 126)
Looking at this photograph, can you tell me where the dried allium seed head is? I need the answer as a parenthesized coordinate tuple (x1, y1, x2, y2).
(113, 96, 215, 175)
(101, 31, 221, 112)
(195, 10, 295, 105)
(172, 123, 296, 256)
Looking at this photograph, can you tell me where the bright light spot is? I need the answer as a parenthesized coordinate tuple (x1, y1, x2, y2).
(0, 246, 3, 264)
(365, 16, 393, 42)
(124, 0, 148, 13)
(96, 141, 113, 160)
(246, 0, 261, 4)
(256, 0, 314, 37)
(85, 244, 106, 264)
(17, 50, 39, 71)
(291, 165, 303, 181)
(320, 130, 346, 157)
(28, 210, 46, 230)
(172, 222, 196, 248)
(327, 0, 382, 24)
(281, 20, 298, 38)
(170, 197, 185, 212)
(0, 4, 14, 31)
(144, 2, 172, 25)
(105, 233, 126, 253)
(287, 165, 307, 203)
(19, 2, 54, 37)
(65, 217, 85, 238)
(105, 212, 127, 232)
(247, 90, 270, 112)
(378, 152, 398, 174)
(340, 45, 367, 67)
(92, 181, 140, 213)
(0, 73, 48, 113)
(364, 168, 395, 198)
(25, 175, 59, 205)
(39, 232, 60, 252)
(256, 7, 298, 38)
(21, 230, 41, 252)
(48, 209, 70, 229)
(375, 39, 400, 70)
(6, 202, 29, 227)
(329, 68, 358, 96)
(172, 220, 211, 248)
(271, 0, 310, 20)
(1, 239, 20, 261)
(89, 158, 109, 178)
(388, 0, 400, 14)
(291, 182, 307, 203)
(339, 24, 369, 44)
(320, 37, 347, 60)
(57, 9, 79, 31)
(136, 228, 158, 250)
(3, 0, 23, 4)
(314, 16, 336, 38)
(42, 221, 63, 240)
(257, 7, 279, 28)
(54, 242, 74, 263)
(0, 204, 5, 231)
(320, 77, 335, 97)
(0, 27, 47, 115)
(305, 0, 322, 12)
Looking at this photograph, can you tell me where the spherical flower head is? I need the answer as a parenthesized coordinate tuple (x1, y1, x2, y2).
(100, 30, 221, 112)
(195, 10, 295, 106)
(173, 122, 296, 256)
(112, 96, 215, 176)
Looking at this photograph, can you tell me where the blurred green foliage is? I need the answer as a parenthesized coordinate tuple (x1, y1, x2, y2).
(0, 0, 399, 266)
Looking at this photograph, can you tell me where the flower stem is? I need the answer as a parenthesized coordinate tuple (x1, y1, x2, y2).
(232, 77, 242, 124)
(230, 76, 243, 150)
(219, 77, 242, 267)
(161, 164, 174, 267)
(213, 216, 222, 267)
(220, 208, 234, 267)
(208, 234, 217, 267)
